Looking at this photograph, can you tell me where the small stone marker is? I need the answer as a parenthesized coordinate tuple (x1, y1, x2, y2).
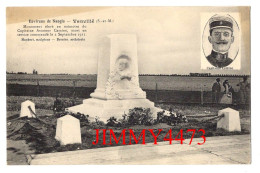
(55, 115, 82, 145)
(217, 107, 241, 132)
(20, 100, 36, 118)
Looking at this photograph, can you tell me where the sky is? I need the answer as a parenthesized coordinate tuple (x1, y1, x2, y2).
(6, 7, 250, 75)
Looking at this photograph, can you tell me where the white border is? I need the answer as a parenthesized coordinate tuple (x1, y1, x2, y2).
(1, 0, 259, 173)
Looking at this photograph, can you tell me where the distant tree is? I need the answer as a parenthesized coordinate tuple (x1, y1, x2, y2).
(17, 72, 27, 74)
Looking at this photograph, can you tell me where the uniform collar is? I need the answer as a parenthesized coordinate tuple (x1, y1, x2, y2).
(212, 48, 228, 54)
(211, 50, 229, 61)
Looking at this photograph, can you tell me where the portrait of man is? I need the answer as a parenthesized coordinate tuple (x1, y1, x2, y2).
(105, 54, 145, 99)
(206, 15, 235, 68)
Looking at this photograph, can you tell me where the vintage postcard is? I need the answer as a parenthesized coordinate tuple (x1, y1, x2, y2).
(6, 6, 250, 165)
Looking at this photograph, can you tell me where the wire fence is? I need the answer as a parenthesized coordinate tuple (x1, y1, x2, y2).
(186, 114, 225, 126)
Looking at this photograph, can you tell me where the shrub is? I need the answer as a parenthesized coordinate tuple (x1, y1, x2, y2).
(94, 116, 105, 126)
(106, 117, 122, 127)
(156, 110, 188, 126)
(106, 107, 189, 127)
(127, 107, 154, 125)
(55, 111, 90, 124)
(108, 107, 155, 126)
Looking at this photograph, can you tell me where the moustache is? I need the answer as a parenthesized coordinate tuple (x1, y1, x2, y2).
(216, 41, 228, 44)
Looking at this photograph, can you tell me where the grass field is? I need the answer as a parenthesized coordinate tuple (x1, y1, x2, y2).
(7, 74, 250, 104)
(7, 74, 248, 91)
(7, 84, 247, 104)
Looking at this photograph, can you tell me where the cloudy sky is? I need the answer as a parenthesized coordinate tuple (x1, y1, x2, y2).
(6, 7, 250, 75)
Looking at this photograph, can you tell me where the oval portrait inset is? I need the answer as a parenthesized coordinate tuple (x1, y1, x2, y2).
(202, 14, 240, 68)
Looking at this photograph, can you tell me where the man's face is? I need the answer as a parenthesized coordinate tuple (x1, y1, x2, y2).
(208, 28, 234, 53)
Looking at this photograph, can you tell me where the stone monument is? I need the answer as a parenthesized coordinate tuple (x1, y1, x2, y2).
(66, 34, 159, 121)
(217, 107, 241, 132)
(20, 100, 36, 118)
(55, 115, 82, 145)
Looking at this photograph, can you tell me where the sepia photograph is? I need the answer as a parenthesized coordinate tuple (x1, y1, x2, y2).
(201, 13, 241, 69)
(5, 6, 251, 165)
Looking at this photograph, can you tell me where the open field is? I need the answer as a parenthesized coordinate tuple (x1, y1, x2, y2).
(7, 74, 248, 91)
(7, 84, 248, 104)
(7, 74, 250, 104)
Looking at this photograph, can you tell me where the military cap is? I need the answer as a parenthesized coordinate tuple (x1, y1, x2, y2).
(209, 15, 233, 31)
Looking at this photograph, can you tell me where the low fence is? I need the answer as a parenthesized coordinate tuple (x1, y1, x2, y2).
(7, 84, 249, 104)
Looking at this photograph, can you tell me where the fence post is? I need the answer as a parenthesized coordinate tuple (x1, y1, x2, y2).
(155, 82, 158, 103)
(73, 80, 77, 98)
(201, 84, 204, 105)
(36, 79, 40, 96)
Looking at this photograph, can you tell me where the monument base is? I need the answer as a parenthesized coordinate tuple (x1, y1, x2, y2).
(65, 98, 161, 122)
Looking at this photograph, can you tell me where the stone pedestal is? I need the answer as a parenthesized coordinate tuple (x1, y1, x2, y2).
(67, 98, 158, 122)
(217, 107, 241, 132)
(20, 100, 36, 118)
(55, 115, 82, 145)
(66, 34, 159, 122)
